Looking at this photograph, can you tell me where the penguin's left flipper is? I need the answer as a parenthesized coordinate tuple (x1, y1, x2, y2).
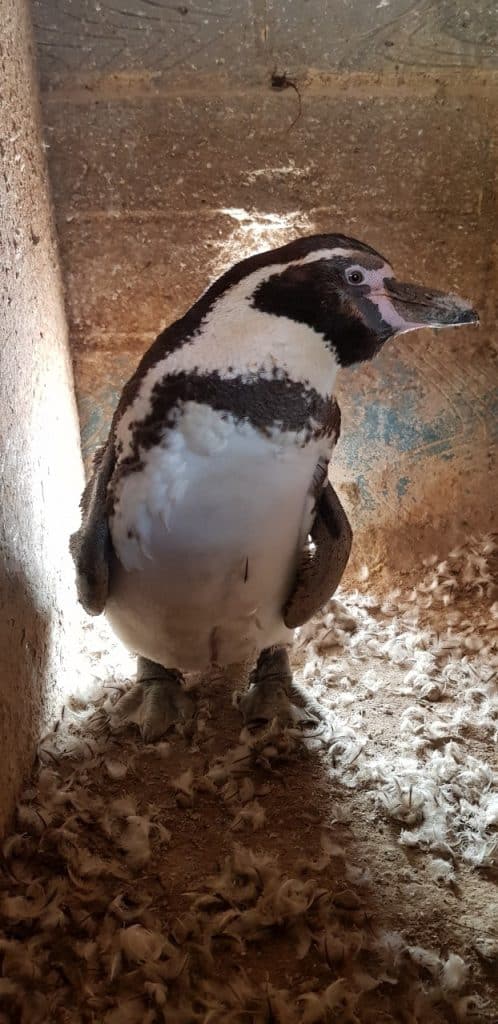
(69, 441, 115, 616)
(283, 482, 352, 629)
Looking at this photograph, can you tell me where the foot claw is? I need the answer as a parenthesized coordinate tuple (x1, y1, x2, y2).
(141, 683, 194, 742)
(235, 684, 293, 730)
(110, 680, 194, 742)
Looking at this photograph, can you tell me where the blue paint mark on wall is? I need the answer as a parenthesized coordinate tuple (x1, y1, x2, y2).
(487, 392, 498, 441)
(339, 384, 498, 473)
(341, 400, 453, 461)
(78, 387, 121, 461)
(396, 476, 410, 498)
(355, 474, 377, 512)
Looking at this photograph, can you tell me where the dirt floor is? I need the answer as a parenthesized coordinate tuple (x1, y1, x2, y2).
(0, 536, 497, 1023)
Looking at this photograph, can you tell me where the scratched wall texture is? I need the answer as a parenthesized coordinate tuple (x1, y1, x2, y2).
(31, 0, 498, 568)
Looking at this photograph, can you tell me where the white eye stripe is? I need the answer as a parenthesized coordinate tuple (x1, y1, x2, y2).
(347, 262, 393, 290)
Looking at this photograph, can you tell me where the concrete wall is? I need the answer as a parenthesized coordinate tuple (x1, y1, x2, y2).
(0, 0, 83, 832)
(31, 0, 497, 568)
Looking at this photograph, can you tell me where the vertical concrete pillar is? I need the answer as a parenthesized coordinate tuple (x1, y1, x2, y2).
(0, 0, 84, 832)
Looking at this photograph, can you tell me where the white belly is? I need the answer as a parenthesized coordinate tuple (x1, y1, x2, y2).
(107, 403, 326, 670)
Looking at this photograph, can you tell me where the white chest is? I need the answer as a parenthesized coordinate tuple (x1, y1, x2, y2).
(106, 403, 331, 669)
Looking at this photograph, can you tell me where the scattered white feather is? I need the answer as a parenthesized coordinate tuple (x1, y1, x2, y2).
(441, 952, 469, 992)
(120, 925, 164, 962)
(427, 857, 456, 885)
(119, 815, 151, 867)
(230, 799, 266, 832)
(171, 768, 194, 798)
(105, 759, 128, 780)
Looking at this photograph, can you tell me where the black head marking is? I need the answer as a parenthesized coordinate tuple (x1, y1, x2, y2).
(116, 233, 389, 417)
(251, 256, 393, 367)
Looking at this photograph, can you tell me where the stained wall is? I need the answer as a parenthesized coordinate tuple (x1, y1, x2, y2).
(0, 0, 83, 832)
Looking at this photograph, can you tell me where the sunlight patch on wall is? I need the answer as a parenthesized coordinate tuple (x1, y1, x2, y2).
(211, 207, 314, 277)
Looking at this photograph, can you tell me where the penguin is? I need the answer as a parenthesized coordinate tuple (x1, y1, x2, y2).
(70, 233, 478, 739)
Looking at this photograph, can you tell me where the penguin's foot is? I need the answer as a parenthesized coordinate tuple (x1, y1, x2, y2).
(110, 658, 194, 742)
(235, 646, 295, 730)
(236, 682, 293, 730)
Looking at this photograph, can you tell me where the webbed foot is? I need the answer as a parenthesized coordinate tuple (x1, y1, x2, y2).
(111, 658, 194, 742)
(235, 646, 295, 730)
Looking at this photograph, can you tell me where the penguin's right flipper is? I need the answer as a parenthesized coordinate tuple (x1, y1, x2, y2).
(283, 482, 352, 629)
(69, 441, 115, 615)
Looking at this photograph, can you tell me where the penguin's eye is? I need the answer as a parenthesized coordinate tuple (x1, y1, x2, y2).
(346, 268, 365, 285)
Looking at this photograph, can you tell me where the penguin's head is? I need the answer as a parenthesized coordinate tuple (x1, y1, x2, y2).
(242, 233, 479, 368)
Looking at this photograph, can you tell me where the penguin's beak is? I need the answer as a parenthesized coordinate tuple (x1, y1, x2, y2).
(383, 278, 479, 331)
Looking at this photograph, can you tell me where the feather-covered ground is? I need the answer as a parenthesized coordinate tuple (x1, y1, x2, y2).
(0, 537, 497, 1023)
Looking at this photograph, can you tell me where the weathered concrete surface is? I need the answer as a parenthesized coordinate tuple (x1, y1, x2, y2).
(30, 0, 498, 568)
(41, 92, 489, 218)
(0, 0, 83, 833)
(31, 0, 498, 84)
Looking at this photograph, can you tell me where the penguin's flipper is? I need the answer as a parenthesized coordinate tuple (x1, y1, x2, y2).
(69, 441, 115, 615)
(283, 482, 352, 629)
